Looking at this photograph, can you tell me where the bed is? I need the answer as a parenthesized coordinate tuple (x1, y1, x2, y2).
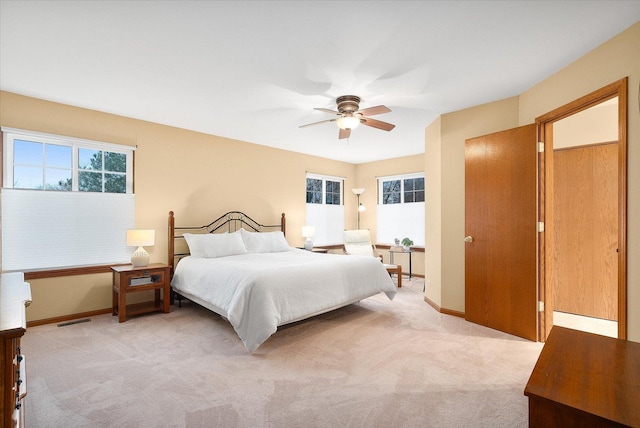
(168, 211, 397, 353)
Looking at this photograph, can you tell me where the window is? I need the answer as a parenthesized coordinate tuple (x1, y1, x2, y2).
(13, 139, 72, 190)
(377, 173, 425, 246)
(381, 177, 424, 204)
(5, 129, 133, 193)
(403, 177, 425, 203)
(2, 128, 136, 271)
(306, 176, 342, 205)
(78, 148, 127, 193)
(382, 179, 401, 204)
(305, 173, 345, 245)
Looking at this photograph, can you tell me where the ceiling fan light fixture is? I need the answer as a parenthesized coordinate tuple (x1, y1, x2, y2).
(336, 115, 360, 130)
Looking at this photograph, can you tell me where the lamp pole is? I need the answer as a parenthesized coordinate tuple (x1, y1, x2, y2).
(352, 188, 365, 230)
(357, 193, 361, 229)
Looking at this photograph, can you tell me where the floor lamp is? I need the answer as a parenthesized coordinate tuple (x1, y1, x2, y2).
(352, 188, 366, 229)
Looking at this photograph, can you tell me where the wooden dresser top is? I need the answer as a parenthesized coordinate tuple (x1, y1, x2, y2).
(0, 272, 31, 335)
(525, 326, 640, 426)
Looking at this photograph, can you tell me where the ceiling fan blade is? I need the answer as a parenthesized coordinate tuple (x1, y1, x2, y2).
(314, 107, 340, 115)
(299, 118, 337, 128)
(339, 128, 351, 139)
(361, 117, 396, 131)
(357, 105, 391, 116)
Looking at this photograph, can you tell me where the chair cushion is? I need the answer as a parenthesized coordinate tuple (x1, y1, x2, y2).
(344, 229, 375, 256)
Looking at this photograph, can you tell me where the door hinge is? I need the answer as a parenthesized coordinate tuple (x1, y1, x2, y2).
(538, 222, 544, 233)
(538, 301, 544, 312)
(538, 142, 544, 153)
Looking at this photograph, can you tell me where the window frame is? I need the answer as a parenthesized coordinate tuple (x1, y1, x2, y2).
(378, 172, 424, 205)
(306, 173, 344, 206)
(2, 127, 135, 193)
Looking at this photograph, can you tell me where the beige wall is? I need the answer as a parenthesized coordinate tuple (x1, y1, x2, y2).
(0, 91, 360, 321)
(424, 97, 520, 311)
(519, 21, 640, 342)
(354, 154, 425, 275)
(426, 21, 639, 342)
(424, 116, 442, 304)
(553, 99, 618, 149)
(0, 91, 425, 322)
(3, 20, 638, 340)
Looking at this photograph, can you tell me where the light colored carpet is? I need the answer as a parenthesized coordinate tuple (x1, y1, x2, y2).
(23, 278, 543, 427)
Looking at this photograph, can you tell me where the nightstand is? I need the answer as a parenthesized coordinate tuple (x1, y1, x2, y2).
(297, 247, 329, 253)
(111, 263, 170, 323)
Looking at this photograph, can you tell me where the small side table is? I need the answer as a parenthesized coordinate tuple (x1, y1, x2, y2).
(388, 248, 414, 278)
(111, 263, 171, 323)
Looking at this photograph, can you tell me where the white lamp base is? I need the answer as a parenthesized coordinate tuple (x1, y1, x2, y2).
(304, 238, 313, 250)
(131, 246, 150, 267)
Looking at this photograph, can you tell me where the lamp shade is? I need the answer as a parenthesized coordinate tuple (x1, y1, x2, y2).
(351, 188, 365, 196)
(126, 229, 155, 247)
(301, 226, 316, 239)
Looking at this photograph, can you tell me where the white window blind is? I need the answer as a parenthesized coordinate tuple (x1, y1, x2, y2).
(377, 172, 425, 246)
(305, 203, 345, 245)
(1, 189, 135, 270)
(377, 201, 425, 245)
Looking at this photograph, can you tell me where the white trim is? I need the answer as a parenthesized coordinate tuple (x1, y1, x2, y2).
(377, 171, 424, 181)
(1, 127, 136, 152)
(305, 172, 345, 181)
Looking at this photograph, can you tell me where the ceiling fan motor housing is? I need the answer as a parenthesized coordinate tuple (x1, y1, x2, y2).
(336, 95, 361, 114)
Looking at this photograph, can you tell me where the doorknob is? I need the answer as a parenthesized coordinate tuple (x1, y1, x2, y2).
(464, 236, 474, 243)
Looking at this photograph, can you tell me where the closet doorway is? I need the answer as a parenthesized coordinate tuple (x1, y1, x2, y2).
(552, 98, 618, 337)
(537, 78, 628, 341)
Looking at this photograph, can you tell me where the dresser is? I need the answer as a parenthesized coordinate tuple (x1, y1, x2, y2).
(525, 326, 640, 427)
(0, 273, 31, 427)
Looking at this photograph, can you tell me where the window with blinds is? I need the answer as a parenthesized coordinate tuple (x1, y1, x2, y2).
(305, 173, 345, 245)
(1, 128, 136, 271)
(377, 172, 425, 246)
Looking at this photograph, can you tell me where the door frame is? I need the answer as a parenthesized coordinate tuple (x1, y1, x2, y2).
(536, 77, 628, 341)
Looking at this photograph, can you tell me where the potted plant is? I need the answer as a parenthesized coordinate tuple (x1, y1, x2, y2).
(401, 237, 413, 251)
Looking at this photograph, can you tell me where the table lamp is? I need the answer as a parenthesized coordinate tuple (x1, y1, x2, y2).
(301, 226, 316, 250)
(126, 229, 155, 267)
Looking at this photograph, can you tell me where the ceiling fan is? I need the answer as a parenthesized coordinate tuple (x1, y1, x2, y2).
(299, 95, 396, 139)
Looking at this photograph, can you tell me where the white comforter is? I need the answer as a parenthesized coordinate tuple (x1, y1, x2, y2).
(171, 249, 397, 352)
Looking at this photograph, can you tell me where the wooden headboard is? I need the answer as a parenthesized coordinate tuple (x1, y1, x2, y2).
(168, 211, 286, 276)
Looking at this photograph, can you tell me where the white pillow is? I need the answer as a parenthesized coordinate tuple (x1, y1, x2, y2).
(240, 229, 290, 253)
(183, 231, 248, 258)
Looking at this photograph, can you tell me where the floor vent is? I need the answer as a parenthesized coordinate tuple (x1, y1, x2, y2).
(57, 318, 91, 327)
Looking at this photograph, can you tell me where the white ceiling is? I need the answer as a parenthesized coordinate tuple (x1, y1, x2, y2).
(1, 1, 639, 164)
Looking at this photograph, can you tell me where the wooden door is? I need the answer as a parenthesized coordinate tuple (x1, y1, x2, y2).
(465, 124, 538, 341)
(553, 143, 618, 320)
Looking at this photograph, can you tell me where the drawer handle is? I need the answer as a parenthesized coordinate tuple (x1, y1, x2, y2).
(16, 355, 27, 400)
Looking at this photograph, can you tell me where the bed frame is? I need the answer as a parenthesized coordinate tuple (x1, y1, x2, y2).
(167, 210, 286, 278)
(166, 210, 395, 351)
